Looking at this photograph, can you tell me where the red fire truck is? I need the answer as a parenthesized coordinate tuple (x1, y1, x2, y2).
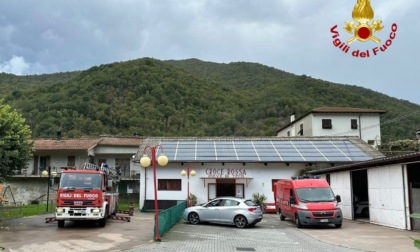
(55, 163, 119, 228)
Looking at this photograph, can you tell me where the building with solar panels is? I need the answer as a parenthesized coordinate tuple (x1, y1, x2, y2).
(133, 136, 384, 211)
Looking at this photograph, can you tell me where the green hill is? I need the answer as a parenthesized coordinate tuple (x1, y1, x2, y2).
(0, 57, 419, 143)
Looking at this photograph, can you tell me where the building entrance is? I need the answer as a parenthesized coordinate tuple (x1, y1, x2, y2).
(216, 179, 235, 197)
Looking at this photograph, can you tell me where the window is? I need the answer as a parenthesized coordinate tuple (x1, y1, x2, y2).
(158, 179, 181, 191)
(322, 119, 332, 129)
(287, 131, 290, 137)
(351, 119, 358, 129)
(67, 156, 75, 166)
(298, 123, 303, 136)
(367, 140, 375, 145)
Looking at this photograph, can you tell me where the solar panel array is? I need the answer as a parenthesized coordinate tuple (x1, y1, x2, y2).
(156, 140, 371, 163)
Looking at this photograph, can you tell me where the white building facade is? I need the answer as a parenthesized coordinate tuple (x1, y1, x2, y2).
(309, 152, 420, 231)
(134, 137, 383, 211)
(276, 107, 386, 148)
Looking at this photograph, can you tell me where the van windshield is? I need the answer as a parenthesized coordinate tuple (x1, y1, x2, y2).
(296, 188, 335, 202)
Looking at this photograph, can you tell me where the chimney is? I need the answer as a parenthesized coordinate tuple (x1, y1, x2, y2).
(290, 112, 296, 122)
(57, 131, 62, 141)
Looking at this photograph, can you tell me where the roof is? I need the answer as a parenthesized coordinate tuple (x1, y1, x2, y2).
(277, 107, 387, 133)
(33, 136, 142, 151)
(98, 136, 142, 146)
(134, 137, 384, 164)
(308, 152, 420, 175)
(34, 139, 100, 151)
(311, 107, 387, 114)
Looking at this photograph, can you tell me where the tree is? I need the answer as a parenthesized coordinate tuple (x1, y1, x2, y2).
(0, 99, 33, 181)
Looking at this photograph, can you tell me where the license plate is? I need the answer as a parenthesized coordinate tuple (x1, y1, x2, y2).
(73, 210, 86, 214)
(320, 219, 329, 223)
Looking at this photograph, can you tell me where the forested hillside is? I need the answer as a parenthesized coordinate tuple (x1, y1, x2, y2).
(0, 57, 419, 143)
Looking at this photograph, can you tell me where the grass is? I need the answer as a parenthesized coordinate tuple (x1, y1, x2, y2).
(0, 201, 138, 221)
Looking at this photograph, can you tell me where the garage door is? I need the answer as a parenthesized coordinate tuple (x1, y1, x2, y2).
(368, 165, 405, 229)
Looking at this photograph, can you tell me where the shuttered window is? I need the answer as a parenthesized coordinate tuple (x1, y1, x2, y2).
(322, 119, 332, 129)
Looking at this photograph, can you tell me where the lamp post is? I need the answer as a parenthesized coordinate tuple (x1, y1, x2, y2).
(181, 165, 196, 207)
(140, 145, 168, 242)
(42, 167, 57, 212)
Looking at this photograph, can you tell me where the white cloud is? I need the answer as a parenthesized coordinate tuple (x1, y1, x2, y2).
(0, 55, 30, 75)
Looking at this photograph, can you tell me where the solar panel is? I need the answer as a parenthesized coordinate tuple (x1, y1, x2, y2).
(158, 139, 372, 163)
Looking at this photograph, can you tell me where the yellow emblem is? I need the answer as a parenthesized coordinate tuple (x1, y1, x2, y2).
(344, 0, 383, 43)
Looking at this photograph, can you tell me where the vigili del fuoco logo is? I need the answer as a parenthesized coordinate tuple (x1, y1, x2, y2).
(330, 0, 397, 58)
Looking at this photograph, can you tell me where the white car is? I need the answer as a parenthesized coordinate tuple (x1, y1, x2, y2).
(182, 197, 263, 228)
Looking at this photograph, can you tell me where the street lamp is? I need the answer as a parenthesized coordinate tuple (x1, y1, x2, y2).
(41, 167, 56, 212)
(140, 145, 168, 242)
(181, 166, 196, 207)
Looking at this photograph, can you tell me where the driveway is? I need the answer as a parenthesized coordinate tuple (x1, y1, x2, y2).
(1, 212, 420, 252)
(0, 212, 155, 252)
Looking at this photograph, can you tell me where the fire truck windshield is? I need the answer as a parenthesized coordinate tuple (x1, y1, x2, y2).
(59, 173, 102, 189)
(296, 187, 335, 202)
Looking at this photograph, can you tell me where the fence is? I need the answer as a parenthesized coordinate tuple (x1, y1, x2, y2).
(0, 200, 56, 221)
(154, 201, 187, 240)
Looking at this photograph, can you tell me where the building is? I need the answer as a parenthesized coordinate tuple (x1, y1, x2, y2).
(276, 107, 386, 148)
(10, 136, 142, 204)
(308, 152, 420, 231)
(133, 137, 384, 211)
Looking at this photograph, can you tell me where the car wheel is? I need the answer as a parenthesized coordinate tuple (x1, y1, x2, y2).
(57, 220, 65, 228)
(234, 215, 248, 228)
(280, 212, 286, 221)
(188, 212, 200, 225)
(295, 215, 302, 228)
(335, 223, 342, 228)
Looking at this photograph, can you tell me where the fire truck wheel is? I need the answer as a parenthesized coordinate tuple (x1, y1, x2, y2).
(57, 220, 65, 228)
(112, 204, 118, 215)
(280, 212, 286, 221)
(99, 208, 108, 227)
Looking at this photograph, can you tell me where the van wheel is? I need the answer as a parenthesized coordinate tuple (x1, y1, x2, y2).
(335, 223, 342, 228)
(280, 212, 285, 221)
(295, 215, 302, 228)
(234, 215, 248, 228)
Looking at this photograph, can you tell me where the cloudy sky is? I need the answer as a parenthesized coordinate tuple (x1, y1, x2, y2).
(1, 0, 419, 104)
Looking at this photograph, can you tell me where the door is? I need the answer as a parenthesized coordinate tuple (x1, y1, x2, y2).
(352, 170, 369, 220)
(216, 179, 235, 197)
(283, 187, 295, 219)
(200, 198, 223, 222)
(219, 198, 240, 223)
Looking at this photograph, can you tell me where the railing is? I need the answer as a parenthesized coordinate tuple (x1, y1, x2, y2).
(0, 201, 56, 221)
(154, 201, 187, 239)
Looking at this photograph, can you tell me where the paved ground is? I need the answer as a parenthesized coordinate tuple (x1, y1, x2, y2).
(1, 211, 420, 252)
(127, 214, 360, 252)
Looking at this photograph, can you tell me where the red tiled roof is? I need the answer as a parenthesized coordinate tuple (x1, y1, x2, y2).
(34, 139, 100, 151)
(312, 107, 387, 114)
(98, 137, 142, 146)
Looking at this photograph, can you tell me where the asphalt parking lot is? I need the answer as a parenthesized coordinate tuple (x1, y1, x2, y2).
(1, 211, 420, 252)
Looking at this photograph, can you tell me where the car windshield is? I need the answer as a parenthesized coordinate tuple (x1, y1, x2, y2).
(296, 187, 335, 202)
(59, 173, 102, 189)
